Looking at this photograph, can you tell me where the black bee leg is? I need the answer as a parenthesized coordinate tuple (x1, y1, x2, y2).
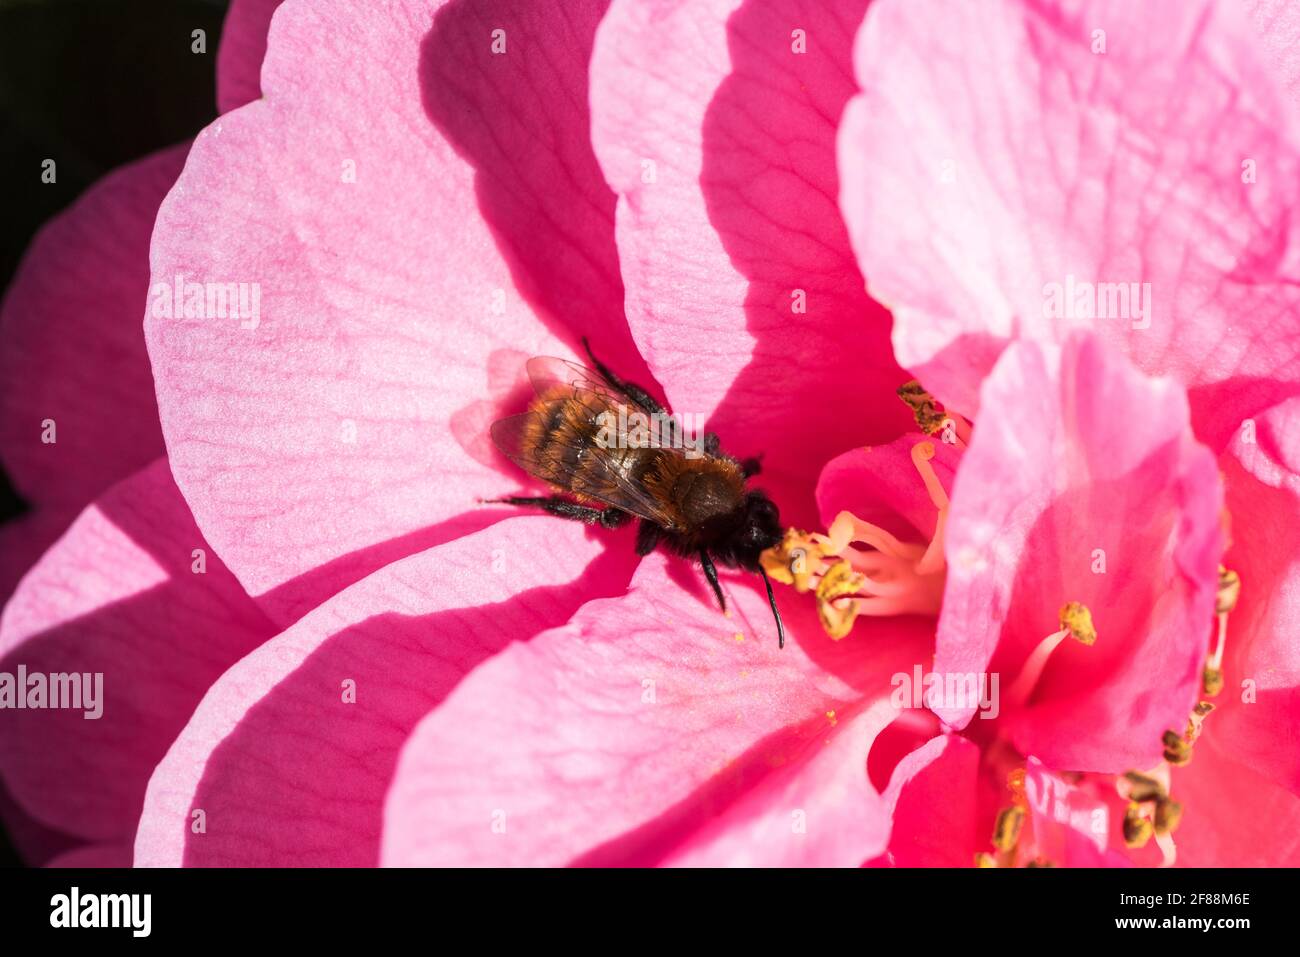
(581, 336, 668, 417)
(699, 549, 727, 613)
(702, 432, 721, 456)
(485, 495, 629, 529)
(635, 519, 661, 556)
(739, 455, 763, 478)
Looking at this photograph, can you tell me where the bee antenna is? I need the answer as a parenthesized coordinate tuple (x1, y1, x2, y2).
(759, 565, 785, 649)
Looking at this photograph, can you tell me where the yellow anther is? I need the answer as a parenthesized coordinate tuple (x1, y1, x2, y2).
(974, 852, 998, 868)
(1026, 857, 1056, 868)
(1122, 770, 1165, 803)
(1007, 768, 1027, 806)
(760, 528, 824, 592)
(1202, 666, 1224, 697)
(992, 806, 1026, 853)
(1161, 730, 1192, 766)
(1193, 701, 1215, 717)
(1123, 803, 1154, 848)
(897, 380, 949, 435)
(1153, 798, 1182, 836)
(1059, 601, 1097, 646)
(1216, 566, 1241, 615)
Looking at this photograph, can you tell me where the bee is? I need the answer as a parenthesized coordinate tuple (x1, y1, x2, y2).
(487, 338, 786, 647)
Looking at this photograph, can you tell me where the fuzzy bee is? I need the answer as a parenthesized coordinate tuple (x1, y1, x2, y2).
(487, 339, 786, 646)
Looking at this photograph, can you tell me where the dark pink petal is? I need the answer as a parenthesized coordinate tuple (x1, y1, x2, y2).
(133, 518, 637, 866)
(816, 437, 960, 544)
(0, 459, 272, 844)
(590, 0, 913, 524)
(1159, 734, 1300, 867)
(0, 146, 184, 510)
(215, 0, 284, 113)
(1214, 398, 1300, 795)
(839, 0, 1300, 444)
(146, 0, 639, 621)
(877, 733, 980, 867)
(934, 335, 1222, 773)
(383, 553, 933, 866)
(45, 844, 133, 868)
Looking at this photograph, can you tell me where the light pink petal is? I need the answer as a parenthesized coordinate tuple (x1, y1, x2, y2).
(0, 459, 272, 844)
(839, 0, 1300, 443)
(0, 146, 184, 510)
(663, 700, 897, 867)
(1214, 398, 1300, 795)
(215, 0, 284, 113)
(133, 518, 637, 867)
(146, 0, 634, 622)
(590, 0, 913, 524)
(1021, 758, 1118, 867)
(383, 553, 933, 866)
(816, 436, 960, 545)
(876, 733, 980, 867)
(934, 335, 1223, 773)
(1247, 0, 1300, 103)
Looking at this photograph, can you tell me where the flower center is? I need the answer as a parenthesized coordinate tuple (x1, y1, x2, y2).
(759, 440, 949, 638)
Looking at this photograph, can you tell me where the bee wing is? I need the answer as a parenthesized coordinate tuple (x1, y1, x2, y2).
(524, 356, 662, 412)
(490, 406, 683, 528)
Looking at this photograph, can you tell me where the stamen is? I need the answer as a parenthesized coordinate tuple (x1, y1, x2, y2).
(897, 380, 972, 446)
(991, 805, 1026, 853)
(1204, 566, 1239, 697)
(911, 442, 949, 576)
(1161, 729, 1192, 767)
(1006, 602, 1097, 705)
(761, 444, 949, 639)
(1123, 802, 1153, 848)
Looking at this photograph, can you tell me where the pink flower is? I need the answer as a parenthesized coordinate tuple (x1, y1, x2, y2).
(831, 0, 1300, 862)
(2, 0, 1297, 870)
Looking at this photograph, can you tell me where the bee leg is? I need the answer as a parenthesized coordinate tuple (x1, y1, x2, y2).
(635, 519, 661, 556)
(739, 456, 762, 478)
(581, 336, 668, 416)
(702, 432, 721, 456)
(699, 550, 727, 613)
(486, 495, 629, 529)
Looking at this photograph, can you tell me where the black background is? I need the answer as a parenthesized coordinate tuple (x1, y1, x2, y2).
(0, 0, 234, 868)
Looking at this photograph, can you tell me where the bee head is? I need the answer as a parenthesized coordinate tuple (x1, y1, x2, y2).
(734, 490, 783, 569)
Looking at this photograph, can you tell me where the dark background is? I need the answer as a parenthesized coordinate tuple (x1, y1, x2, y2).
(0, 0, 234, 867)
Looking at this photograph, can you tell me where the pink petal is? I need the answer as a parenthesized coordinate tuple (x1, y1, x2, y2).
(1157, 733, 1300, 866)
(133, 517, 638, 866)
(1214, 398, 1300, 795)
(663, 700, 898, 867)
(0, 146, 184, 510)
(383, 553, 933, 866)
(145, 0, 633, 621)
(934, 335, 1223, 773)
(590, 0, 912, 525)
(816, 436, 960, 544)
(877, 733, 980, 867)
(0, 459, 272, 844)
(45, 844, 133, 869)
(839, 0, 1300, 442)
(215, 0, 284, 113)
